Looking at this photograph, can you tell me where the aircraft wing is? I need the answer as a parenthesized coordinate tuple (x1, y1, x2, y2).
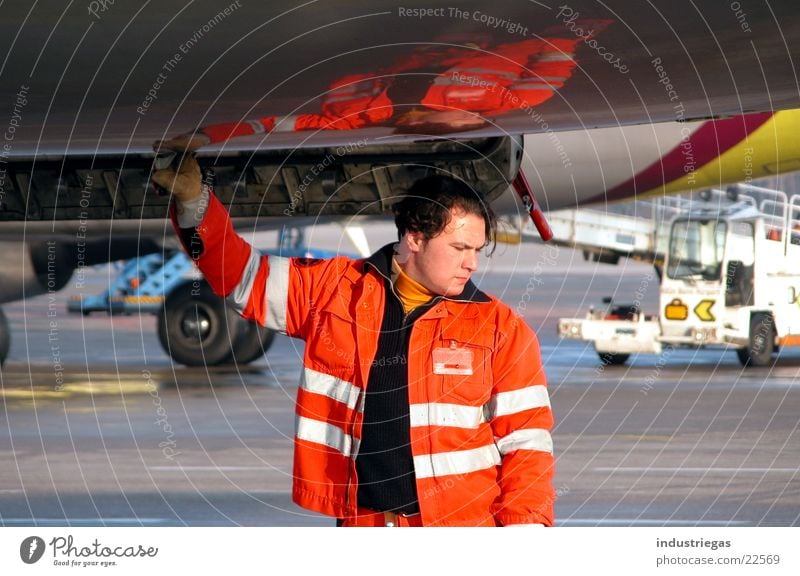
(1, 0, 799, 228)
(1, 0, 798, 156)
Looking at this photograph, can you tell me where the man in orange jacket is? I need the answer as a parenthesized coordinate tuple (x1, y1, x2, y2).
(153, 152, 555, 527)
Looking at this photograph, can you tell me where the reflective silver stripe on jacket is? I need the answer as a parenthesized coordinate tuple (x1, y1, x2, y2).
(264, 256, 290, 332)
(509, 82, 558, 91)
(246, 119, 266, 134)
(457, 68, 519, 80)
(296, 416, 353, 457)
(538, 52, 574, 62)
(300, 367, 361, 412)
(226, 248, 262, 315)
(273, 115, 298, 133)
(413, 444, 501, 479)
(409, 402, 484, 429)
(495, 428, 553, 455)
(324, 85, 383, 104)
(488, 385, 550, 418)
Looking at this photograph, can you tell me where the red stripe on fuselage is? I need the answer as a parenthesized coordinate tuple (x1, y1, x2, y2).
(590, 112, 774, 203)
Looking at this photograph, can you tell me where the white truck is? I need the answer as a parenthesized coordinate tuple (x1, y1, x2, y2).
(556, 185, 800, 367)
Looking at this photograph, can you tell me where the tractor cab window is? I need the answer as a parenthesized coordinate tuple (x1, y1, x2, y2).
(667, 218, 727, 281)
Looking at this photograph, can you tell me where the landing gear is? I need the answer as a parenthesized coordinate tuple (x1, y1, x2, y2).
(157, 281, 275, 367)
(0, 308, 10, 367)
(223, 320, 275, 365)
(158, 281, 240, 367)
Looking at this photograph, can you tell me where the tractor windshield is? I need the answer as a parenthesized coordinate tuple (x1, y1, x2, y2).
(667, 218, 727, 281)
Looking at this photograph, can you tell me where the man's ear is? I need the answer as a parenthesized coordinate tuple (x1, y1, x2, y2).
(404, 231, 424, 254)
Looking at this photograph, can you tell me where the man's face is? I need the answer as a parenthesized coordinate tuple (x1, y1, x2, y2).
(402, 209, 486, 296)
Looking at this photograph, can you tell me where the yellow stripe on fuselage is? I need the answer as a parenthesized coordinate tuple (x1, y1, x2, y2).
(647, 109, 800, 197)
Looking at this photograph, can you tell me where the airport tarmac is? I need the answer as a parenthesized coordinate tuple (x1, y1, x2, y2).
(1, 225, 799, 527)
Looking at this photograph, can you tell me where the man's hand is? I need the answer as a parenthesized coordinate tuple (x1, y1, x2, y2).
(151, 151, 202, 203)
(153, 133, 209, 153)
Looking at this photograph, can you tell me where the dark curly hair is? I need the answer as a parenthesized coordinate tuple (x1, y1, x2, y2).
(393, 175, 497, 253)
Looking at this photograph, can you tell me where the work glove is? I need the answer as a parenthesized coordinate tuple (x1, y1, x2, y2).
(153, 133, 209, 153)
(151, 147, 202, 203)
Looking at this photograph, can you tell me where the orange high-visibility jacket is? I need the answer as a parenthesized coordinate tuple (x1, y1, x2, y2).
(172, 193, 555, 526)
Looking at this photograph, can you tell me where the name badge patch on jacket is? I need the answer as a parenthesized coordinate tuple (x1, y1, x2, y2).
(432, 345, 473, 375)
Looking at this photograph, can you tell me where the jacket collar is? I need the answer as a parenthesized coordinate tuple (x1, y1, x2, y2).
(364, 243, 491, 304)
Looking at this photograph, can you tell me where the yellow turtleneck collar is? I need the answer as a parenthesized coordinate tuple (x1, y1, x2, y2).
(391, 258, 435, 314)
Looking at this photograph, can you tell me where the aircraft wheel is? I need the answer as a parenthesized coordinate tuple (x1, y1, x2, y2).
(597, 351, 629, 366)
(223, 321, 275, 365)
(158, 282, 239, 367)
(0, 308, 10, 367)
(738, 313, 775, 367)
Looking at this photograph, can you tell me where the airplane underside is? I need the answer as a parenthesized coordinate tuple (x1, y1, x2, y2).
(0, 137, 520, 224)
(0, 136, 523, 366)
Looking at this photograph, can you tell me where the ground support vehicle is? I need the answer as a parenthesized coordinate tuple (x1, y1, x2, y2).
(557, 185, 800, 367)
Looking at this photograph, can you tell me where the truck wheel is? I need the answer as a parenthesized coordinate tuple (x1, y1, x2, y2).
(0, 308, 10, 367)
(735, 347, 750, 366)
(739, 313, 775, 367)
(157, 282, 240, 367)
(598, 351, 630, 366)
(224, 321, 275, 365)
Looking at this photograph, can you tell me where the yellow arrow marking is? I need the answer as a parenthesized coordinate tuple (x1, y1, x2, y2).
(694, 299, 716, 322)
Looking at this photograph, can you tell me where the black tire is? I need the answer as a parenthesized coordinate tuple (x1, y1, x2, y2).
(597, 351, 630, 366)
(735, 347, 750, 366)
(739, 313, 775, 367)
(157, 281, 240, 367)
(0, 308, 10, 367)
(224, 321, 275, 365)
